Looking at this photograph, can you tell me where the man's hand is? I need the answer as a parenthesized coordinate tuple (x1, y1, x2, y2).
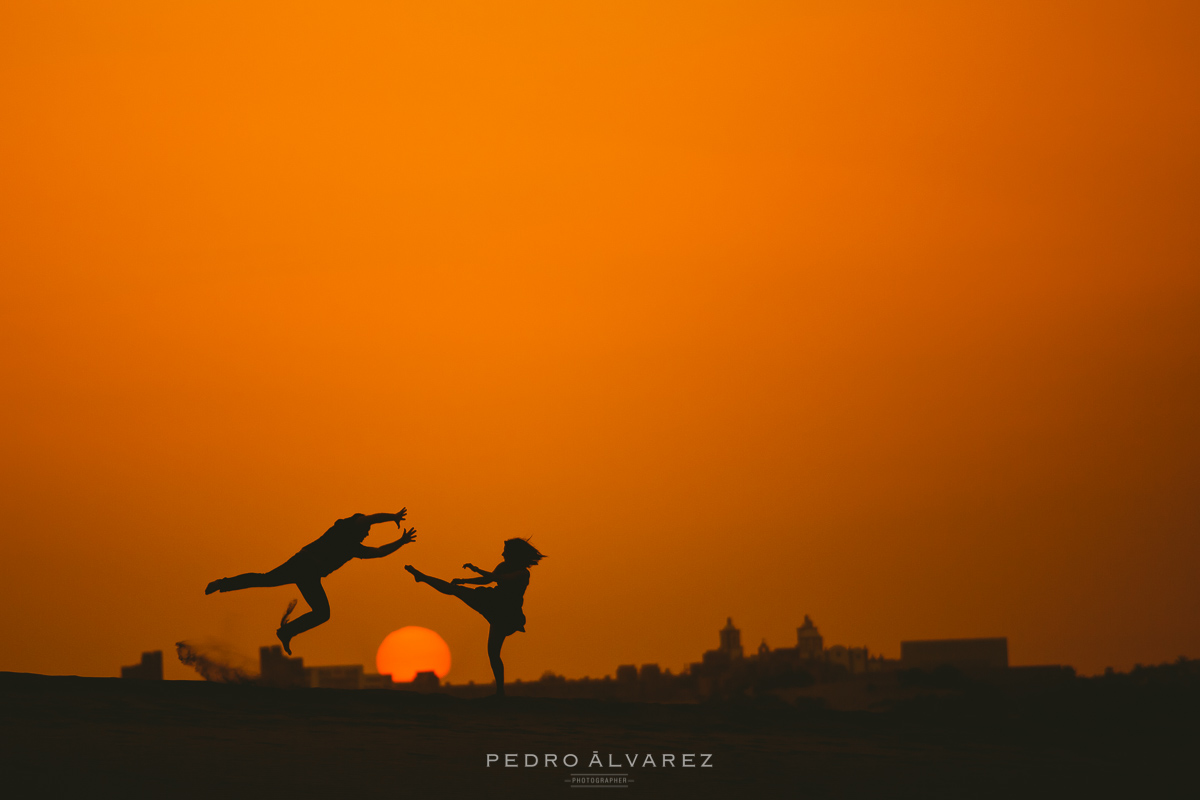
(399, 527, 417, 546)
(463, 563, 482, 573)
(394, 508, 408, 527)
(451, 577, 470, 585)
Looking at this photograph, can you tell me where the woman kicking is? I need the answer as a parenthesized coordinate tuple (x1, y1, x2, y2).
(206, 510, 416, 654)
(405, 538, 545, 696)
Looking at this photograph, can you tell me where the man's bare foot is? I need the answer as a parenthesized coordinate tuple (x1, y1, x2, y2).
(276, 627, 293, 656)
(205, 579, 225, 595)
(404, 565, 426, 583)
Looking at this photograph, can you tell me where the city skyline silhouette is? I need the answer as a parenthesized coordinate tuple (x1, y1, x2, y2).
(2, 2, 1197, 795)
(2, 0, 1197, 693)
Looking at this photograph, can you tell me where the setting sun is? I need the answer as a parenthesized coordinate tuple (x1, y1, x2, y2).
(376, 627, 452, 683)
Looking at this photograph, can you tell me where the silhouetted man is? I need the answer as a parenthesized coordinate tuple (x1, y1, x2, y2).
(206, 510, 416, 654)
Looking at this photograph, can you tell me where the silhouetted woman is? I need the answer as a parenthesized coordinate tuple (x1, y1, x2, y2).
(206, 510, 416, 655)
(405, 538, 545, 697)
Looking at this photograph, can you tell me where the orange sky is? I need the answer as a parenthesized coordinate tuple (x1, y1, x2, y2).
(1, 1, 1197, 683)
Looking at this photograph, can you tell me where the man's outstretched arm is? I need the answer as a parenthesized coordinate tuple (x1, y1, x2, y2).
(354, 508, 407, 527)
(357, 527, 417, 559)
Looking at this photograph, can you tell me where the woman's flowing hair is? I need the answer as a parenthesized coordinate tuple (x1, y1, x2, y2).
(504, 537, 546, 568)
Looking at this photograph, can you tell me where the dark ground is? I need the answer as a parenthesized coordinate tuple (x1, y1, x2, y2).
(0, 671, 1193, 798)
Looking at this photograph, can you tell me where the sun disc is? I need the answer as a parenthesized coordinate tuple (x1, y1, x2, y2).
(376, 626, 452, 683)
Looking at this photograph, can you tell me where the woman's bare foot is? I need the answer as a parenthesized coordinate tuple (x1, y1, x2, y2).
(404, 565, 427, 583)
(205, 578, 226, 595)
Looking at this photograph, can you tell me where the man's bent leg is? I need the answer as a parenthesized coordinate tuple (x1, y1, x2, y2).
(276, 577, 330, 654)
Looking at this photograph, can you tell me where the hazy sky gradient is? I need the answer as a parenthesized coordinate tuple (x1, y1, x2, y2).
(2, 1, 1197, 682)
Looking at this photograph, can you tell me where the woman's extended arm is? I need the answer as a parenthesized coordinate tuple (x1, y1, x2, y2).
(453, 563, 525, 584)
(451, 575, 494, 585)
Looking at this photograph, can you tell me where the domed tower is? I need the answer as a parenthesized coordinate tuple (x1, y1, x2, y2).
(796, 614, 823, 659)
(719, 617, 743, 658)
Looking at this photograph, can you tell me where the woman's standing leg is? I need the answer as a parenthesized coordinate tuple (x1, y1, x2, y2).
(487, 626, 507, 697)
(406, 566, 508, 694)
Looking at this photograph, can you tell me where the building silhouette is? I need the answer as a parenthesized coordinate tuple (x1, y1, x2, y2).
(693, 617, 747, 678)
(259, 645, 372, 689)
(306, 664, 364, 689)
(719, 617, 743, 658)
(900, 638, 1009, 671)
(232, 619, 1019, 704)
(121, 650, 163, 680)
(409, 671, 441, 692)
(825, 644, 870, 673)
(259, 645, 306, 687)
(796, 615, 823, 658)
(362, 673, 395, 690)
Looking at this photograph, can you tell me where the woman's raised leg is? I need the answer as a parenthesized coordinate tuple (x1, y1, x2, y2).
(405, 566, 472, 599)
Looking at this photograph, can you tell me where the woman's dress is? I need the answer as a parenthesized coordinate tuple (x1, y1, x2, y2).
(460, 564, 530, 636)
